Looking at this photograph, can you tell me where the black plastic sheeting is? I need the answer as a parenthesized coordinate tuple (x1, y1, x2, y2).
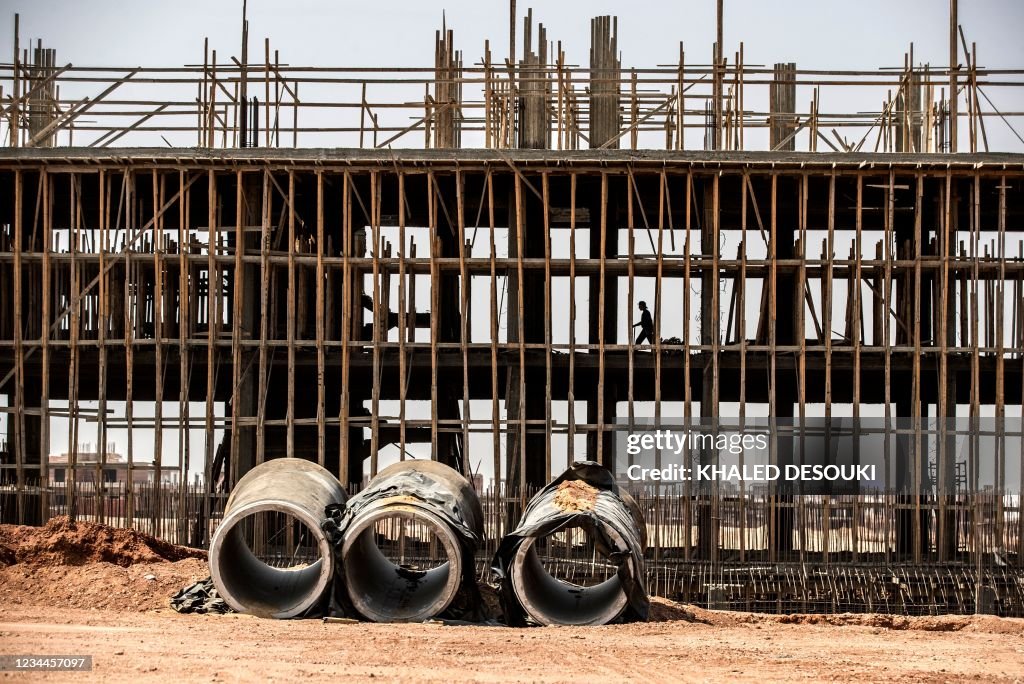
(491, 461, 649, 626)
(169, 467, 483, 621)
(173, 463, 647, 625)
(170, 578, 232, 615)
(316, 466, 484, 621)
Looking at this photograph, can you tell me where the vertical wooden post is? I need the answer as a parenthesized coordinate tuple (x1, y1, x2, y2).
(567, 173, 577, 462)
(912, 172, 924, 562)
(12, 170, 24, 522)
(514, 173, 527, 496)
(153, 170, 165, 530)
(398, 172, 408, 461)
(180, 169, 193, 540)
(257, 171, 270, 466)
(457, 170, 472, 478)
(487, 170, 500, 490)
(204, 169, 218, 513)
(316, 171, 326, 466)
(949, 0, 958, 153)
(369, 172, 381, 475)
(97, 169, 109, 524)
(542, 172, 552, 483)
(40, 170, 52, 521)
(339, 171, 353, 485)
(683, 171, 693, 560)
(596, 173, 608, 463)
(287, 171, 296, 460)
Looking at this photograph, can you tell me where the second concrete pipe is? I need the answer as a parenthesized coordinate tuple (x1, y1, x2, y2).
(334, 460, 484, 622)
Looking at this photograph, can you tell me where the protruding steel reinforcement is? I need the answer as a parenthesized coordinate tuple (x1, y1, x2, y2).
(493, 462, 649, 626)
(209, 458, 348, 618)
(337, 460, 483, 623)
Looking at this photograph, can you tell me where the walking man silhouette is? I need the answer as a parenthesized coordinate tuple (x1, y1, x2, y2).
(633, 300, 654, 345)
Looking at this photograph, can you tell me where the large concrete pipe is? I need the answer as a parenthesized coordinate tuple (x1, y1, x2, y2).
(492, 461, 649, 626)
(334, 460, 483, 623)
(209, 458, 347, 618)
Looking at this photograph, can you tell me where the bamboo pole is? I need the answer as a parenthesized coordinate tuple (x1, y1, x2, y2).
(487, 169, 499, 489)
(457, 169, 472, 478)
(369, 171, 381, 475)
(316, 171, 326, 466)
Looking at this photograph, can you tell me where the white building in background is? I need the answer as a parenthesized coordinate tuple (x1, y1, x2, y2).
(49, 444, 179, 486)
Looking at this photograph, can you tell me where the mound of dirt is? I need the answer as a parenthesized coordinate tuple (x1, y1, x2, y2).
(671, 602, 1024, 634)
(0, 558, 210, 611)
(648, 596, 698, 622)
(0, 516, 206, 567)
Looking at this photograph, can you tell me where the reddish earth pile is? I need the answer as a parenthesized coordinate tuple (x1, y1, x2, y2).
(0, 516, 205, 567)
(0, 517, 209, 611)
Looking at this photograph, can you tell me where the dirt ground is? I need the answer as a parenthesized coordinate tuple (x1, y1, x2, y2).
(1, 519, 1023, 683)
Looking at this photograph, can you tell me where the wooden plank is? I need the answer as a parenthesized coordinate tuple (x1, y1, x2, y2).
(738, 168, 748, 562)
(683, 171, 693, 560)
(568, 173, 577, 462)
(12, 170, 24, 522)
(514, 172, 527, 495)
(39, 170, 51, 520)
(797, 173, 807, 563)
(340, 171, 353, 484)
(596, 172, 608, 463)
(543, 172, 552, 484)
(937, 170, 952, 561)
(204, 169, 218, 531)
(370, 171, 384, 474)
(487, 170, 500, 490)
(180, 169, 193, 540)
(67, 172, 80, 520)
(287, 170, 297, 459)
(316, 171, 326, 466)
(995, 175, 1006, 553)
(852, 173, 863, 561)
(230, 171, 244, 483)
(154, 170, 165, 529)
(768, 172, 777, 562)
(457, 169, 471, 478)
(430, 171, 440, 461)
(125, 171, 137, 527)
(912, 171, 923, 562)
(398, 172, 408, 460)
(96, 168, 108, 524)
(627, 168, 635, 473)
(257, 170, 270, 466)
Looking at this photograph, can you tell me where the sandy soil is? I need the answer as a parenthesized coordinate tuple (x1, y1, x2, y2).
(1, 520, 1023, 683)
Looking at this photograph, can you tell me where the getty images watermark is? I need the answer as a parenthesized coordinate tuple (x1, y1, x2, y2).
(622, 428, 876, 486)
(612, 417, 1024, 495)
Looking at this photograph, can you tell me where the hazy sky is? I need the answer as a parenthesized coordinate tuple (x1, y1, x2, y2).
(4, 0, 1024, 72)
(2, 0, 1023, 150)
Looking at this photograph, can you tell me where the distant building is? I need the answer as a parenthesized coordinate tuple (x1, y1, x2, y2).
(49, 445, 178, 486)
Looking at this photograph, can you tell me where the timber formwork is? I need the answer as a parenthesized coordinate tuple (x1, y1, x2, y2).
(1, 5, 1024, 613)
(1, 148, 1023, 562)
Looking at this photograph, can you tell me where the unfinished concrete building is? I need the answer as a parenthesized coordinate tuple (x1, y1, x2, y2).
(1, 5, 1023, 614)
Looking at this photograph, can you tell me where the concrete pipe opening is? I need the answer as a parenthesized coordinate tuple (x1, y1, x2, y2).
(493, 462, 649, 625)
(209, 459, 347, 618)
(339, 460, 482, 623)
(510, 523, 630, 626)
(341, 504, 463, 623)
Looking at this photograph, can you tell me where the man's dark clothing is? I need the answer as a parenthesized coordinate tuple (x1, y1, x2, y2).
(635, 309, 654, 345)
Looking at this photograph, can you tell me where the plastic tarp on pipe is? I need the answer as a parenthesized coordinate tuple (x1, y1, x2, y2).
(321, 460, 484, 622)
(491, 461, 649, 626)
